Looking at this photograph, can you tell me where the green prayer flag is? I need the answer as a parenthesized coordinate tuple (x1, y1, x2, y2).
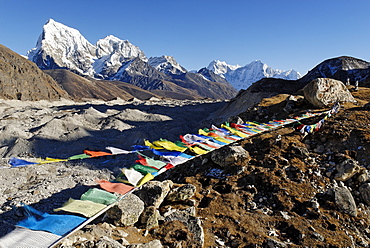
(68, 154, 91, 160)
(132, 164, 158, 175)
(80, 188, 118, 205)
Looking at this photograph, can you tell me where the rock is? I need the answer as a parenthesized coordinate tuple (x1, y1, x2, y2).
(359, 183, 370, 206)
(303, 78, 356, 108)
(164, 208, 204, 247)
(140, 206, 160, 229)
(356, 169, 369, 183)
(210, 144, 250, 168)
(134, 180, 173, 208)
(290, 145, 310, 158)
(314, 145, 325, 154)
(227, 115, 244, 124)
(95, 236, 126, 248)
(166, 184, 196, 202)
(334, 158, 361, 181)
(283, 95, 304, 113)
(266, 238, 288, 248)
(106, 193, 145, 226)
(127, 240, 163, 248)
(330, 186, 357, 217)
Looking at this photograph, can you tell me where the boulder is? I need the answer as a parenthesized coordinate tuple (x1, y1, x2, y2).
(134, 180, 173, 208)
(330, 186, 357, 217)
(106, 193, 145, 226)
(164, 208, 204, 247)
(210, 144, 250, 168)
(303, 78, 356, 108)
(140, 206, 160, 229)
(333, 158, 361, 181)
(359, 183, 370, 206)
(166, 184, 196, 202)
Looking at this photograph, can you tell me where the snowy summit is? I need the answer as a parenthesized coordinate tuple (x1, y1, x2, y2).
(207, 60, 301, 90)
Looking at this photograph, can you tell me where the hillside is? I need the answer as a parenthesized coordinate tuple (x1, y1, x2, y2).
(0, 44, 69, 100)
(44, 69, 161, 101)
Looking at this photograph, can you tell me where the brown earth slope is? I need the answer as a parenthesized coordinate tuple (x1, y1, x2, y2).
(44, 69, 161, 101)
(0, 44, 69, 100)
(150, 88, 370, 247)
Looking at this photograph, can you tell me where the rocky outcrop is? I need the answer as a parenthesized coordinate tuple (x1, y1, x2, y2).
(166, 184, 196, 202)
(303, 78, 356, 107)
(134, 180, 173, 208)
(333, 158, 362, 181)
(106, 193, 145, 226)
(211, 144, 250, 168)
(0, 44, 69, 100)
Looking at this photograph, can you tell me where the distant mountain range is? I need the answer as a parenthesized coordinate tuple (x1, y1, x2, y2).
(26, 19, 301, 97)
(1, 19, 369, 102)
(27, 19, 236, 100)
(205, 60, 301, 90)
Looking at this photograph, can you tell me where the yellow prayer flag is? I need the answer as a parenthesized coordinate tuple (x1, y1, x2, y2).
(189, 146, 209, 155)
(137, 173, 155, 187)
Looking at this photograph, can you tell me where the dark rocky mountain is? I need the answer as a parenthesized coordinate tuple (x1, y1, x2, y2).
(299, 56, 370, 86)
(0, 44, 69, 100)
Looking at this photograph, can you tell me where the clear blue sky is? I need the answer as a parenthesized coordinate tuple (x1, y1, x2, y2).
(1, 0, 369, 75)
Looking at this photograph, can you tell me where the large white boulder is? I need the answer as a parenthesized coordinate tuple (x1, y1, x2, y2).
(303, 78, 356, 107)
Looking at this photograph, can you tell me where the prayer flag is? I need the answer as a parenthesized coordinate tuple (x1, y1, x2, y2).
(54, 198, 106, 218)
(68, 154, 91, 160)
(80, 188, 118, 205)
(17, 205, 86, 236)
(98, 180, 134, 195)
(9, 157, 38, 167)
(83, 150, 112, 157)
(0, 227, 61, 248)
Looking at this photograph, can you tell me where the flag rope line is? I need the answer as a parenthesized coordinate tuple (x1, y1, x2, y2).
(0, 104, 340, 248)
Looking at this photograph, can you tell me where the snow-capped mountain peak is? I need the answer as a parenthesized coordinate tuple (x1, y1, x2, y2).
(27, 19, 96, 74)
(148, 55, 187, 75)
(207, 60, 301, 90)
(27, 19, 147, 78)
(207, 60, 241, 76)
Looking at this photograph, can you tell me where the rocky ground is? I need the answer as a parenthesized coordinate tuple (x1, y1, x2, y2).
(1, 87, 370, 247)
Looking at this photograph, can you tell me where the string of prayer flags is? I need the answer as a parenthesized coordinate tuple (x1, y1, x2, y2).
(296, 102, 340, 135)
(54, 198, 107, 218)
(221, 124, 249, 138)
(98, 180, 134, 195)
(80, 188, 118, 205)
(17, 205, 86, 236)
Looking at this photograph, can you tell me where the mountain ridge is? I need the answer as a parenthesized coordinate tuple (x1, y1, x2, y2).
(27, 19, 237, 100)
(206, 59, 302, 90)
